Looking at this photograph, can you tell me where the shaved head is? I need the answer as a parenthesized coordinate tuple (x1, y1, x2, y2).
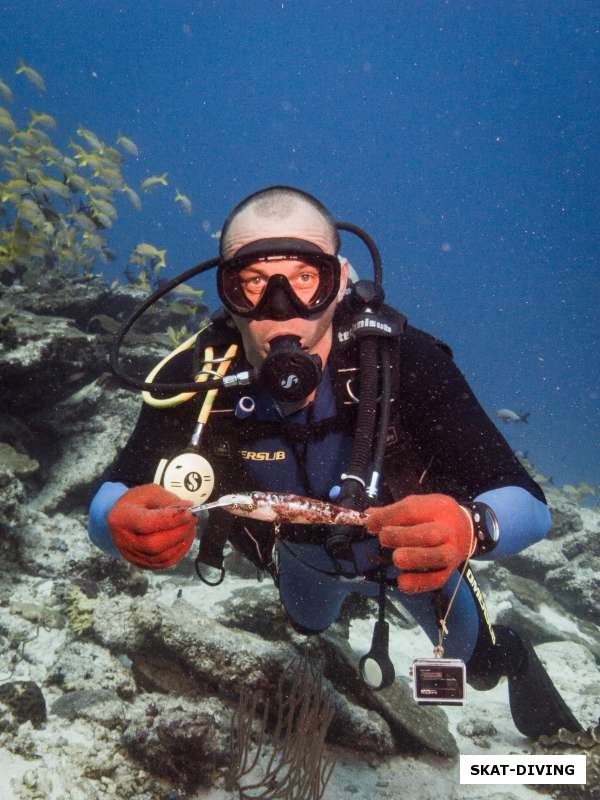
(220, 186, 339, 258)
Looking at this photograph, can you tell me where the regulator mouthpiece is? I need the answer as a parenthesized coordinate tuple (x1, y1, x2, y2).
(258, 335, 322, 403)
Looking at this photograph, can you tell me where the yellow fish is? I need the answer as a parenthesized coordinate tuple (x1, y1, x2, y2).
(131, 270, 150, 290)
(64, 172, 89, 193)
(91, 211, 112, 229)
(73, 212, 98, 233)
(140, 172, 168, 192)
(82, 231, 105, 250)
(133, 242, 167, 268)
(174, 189, 192, 214)
(74, 150, 104, 170)
(0, 106, 16, 134)
(15, 59, 46, 91)
(28, 110, 56, 129)
(173, 284, 204, 298)
(10, 130, 39, 148)
(0, 78, 13, 103)
(27, 127, 52, 146)
(37, 177, 72, 201)
(76, 126, 103, 151)
(18, 198, 45, 227)
(3, 162, 22, 180)
(116, 133, 139, 157)
(121, 184, 142, 211)
(92, 166, 124, 190)
(0, 179, 30, 202)
(35, 144, 64, 164)
(86, 183, 114, 200)
(99, 145, 122, 165)
(90, 197, 117, 219)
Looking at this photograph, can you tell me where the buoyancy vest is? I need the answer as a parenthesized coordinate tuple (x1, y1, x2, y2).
(184, 304, 445, 574)
(106, 298, 543, 575)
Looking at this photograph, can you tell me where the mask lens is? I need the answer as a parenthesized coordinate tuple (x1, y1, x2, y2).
(218, 251, 339, 319)
(239, 262, 321, 307)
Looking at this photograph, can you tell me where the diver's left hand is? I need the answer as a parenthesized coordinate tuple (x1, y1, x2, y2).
(366, 494, 476, 593)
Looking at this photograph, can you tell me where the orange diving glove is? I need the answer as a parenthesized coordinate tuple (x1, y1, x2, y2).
(108, 484, 197, 569)
(366, 494, 476, 593)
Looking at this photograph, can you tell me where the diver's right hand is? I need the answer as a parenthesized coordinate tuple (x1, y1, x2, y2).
(107, 484, 196, 569)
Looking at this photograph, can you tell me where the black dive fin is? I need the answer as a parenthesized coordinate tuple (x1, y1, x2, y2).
(507, 635, 583, 739)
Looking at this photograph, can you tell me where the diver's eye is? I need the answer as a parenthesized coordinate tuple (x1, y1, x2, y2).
(240, 273, 268, 298)
(292, 270, 319, 289)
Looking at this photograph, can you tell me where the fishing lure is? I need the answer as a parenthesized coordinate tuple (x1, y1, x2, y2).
(190, 491, 369, 527)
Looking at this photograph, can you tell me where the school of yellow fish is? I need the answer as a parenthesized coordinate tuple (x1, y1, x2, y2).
(1, 59, 197, 283)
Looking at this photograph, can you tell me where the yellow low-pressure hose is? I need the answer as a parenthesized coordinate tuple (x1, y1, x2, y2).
(142, 332, 238, 410)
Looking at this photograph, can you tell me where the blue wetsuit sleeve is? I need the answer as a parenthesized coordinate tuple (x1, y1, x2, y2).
(88, 481, 128, 558)
(474, 485, 551, 560)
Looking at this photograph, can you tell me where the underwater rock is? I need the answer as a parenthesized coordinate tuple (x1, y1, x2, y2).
(561, 531, 590, 560)
(486, 568, 600, 658)
(46, 639, 136, 699)
(0, 464, 27, 530)
(0, 301, 97, 414)
(457, 715, 498, 748)
(532, 723, 600, 800)
(71, 555, 149, 598)
(534, 641, 600, 728)
(465, 794, 522, 800)
(0, 413, 36, 453)
(501, 537, 568, 582)
(215, 583, 371, 644)
(122, 696, 231, 791)
(328, 700, 396, 753)
(495, 592, 600, 661)
(545, 562, 600, 623)
(0, 442, 38, 476)
(215, 583, 293, 641)
(31, 383, 142, 514)
(9, 599, 65, 629)
(546, 493, 585, 538)
(0, 680, 46, 727)
(50, 688, 121, 721)
(90, 594, 456, 757)
(13, 510, 97, 578)
(7, 274, 152, 333)
(131, 651, 203, 697)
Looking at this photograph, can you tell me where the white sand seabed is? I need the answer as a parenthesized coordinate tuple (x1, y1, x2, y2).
(0, 568, 596, 800)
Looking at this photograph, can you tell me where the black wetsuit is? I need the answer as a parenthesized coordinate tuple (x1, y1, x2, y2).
(92, 301, 548, 660)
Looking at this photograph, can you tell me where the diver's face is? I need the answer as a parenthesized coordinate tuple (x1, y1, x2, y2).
(232, 258, 348, 369)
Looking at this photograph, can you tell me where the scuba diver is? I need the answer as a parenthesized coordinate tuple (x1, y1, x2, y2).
(89, 185, 583, 739)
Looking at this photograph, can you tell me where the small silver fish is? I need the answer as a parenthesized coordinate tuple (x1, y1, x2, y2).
(116, 133, 139, 157)
(191, 491, 369, 527)
(496, 408, 530, 424)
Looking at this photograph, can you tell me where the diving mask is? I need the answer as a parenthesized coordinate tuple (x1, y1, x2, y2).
(217, 238, 341, 321)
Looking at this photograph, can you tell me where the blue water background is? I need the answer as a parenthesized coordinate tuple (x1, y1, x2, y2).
(3, 1, 599, 492)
